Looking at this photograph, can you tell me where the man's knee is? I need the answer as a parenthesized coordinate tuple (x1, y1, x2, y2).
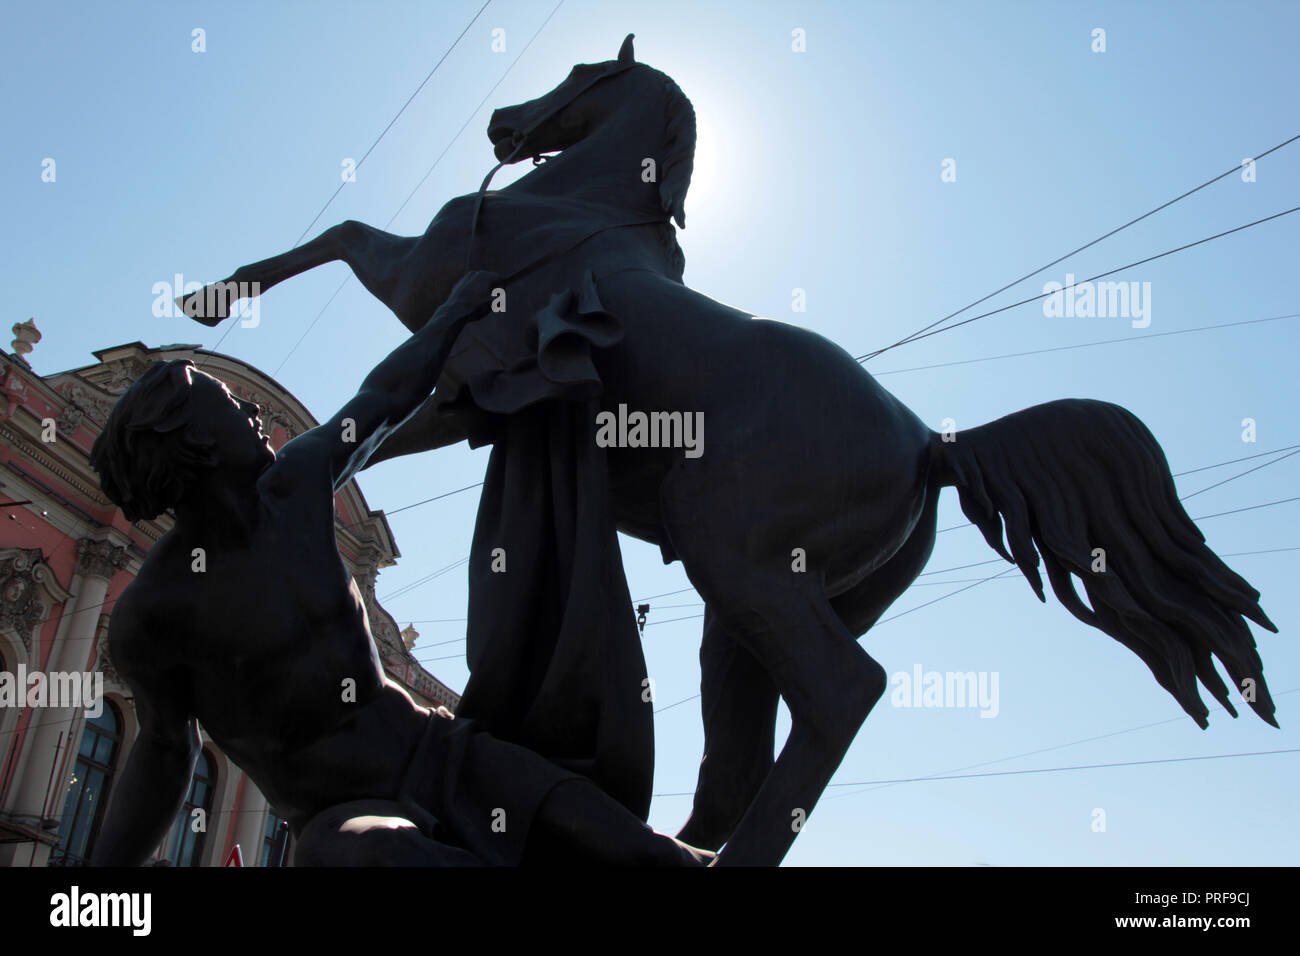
(297, 800, 481, 867)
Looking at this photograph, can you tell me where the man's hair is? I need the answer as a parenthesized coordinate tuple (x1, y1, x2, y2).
(90, 359, 218, 521)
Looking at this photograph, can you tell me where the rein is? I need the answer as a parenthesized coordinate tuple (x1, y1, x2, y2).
(464, 59, 641, 272)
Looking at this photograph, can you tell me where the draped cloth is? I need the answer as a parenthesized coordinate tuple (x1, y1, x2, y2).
(447, 272, 655, 821)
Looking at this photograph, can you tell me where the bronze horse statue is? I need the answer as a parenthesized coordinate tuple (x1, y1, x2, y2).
(179, 35, 1279, 866)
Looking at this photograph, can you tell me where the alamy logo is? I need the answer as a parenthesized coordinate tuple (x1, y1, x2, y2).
(1042, 273, 1151, 328)
(152, 273, 261, 327)
(0, 667, 103, 718)
(594, 404, 704, 459)
(889, 664, 1000, 718)
(50, 886, 151, 936)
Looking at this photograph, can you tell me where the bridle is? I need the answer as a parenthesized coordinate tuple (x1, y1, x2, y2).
(465, 58, 640, 270)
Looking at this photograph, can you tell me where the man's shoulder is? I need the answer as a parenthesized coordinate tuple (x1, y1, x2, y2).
(258, 429, 336, 499)
(122, 533, 188, 603)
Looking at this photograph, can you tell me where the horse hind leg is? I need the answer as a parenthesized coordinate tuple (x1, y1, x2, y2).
(680, 567, 888, 866)
(675, 607, 780, 852)
(830, 479, 940, 636)
(730, 582, 885, 866)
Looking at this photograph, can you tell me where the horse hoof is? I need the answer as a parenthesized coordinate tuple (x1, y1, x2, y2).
(175, 289, 230, 327)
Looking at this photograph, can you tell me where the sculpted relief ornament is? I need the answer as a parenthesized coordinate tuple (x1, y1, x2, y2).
(0, 549, 73, 655)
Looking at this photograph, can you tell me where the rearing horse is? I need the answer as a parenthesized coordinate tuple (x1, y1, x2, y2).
(180, 35, 1280, 866)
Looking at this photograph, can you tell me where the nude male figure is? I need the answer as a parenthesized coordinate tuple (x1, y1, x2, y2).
(89, 272, 708, 866)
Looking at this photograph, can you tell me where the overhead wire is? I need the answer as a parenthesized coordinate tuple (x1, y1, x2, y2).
(871, 312, 1300, 377)
(938, 441, 1300, 534)
(855, 205, 1300, 361)
(827, 686, 1300, 801)
(638, 443, 1300, 630)
(644, 532, 1300, 716)
(651, 748, 1300, 798)
(270, 0, 567, 376)
(290, 1, 495, 248)
(856, 132, 1300, 363)
(212, 0, 494, 354)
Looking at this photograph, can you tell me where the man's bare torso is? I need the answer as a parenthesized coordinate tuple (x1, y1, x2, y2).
(115, 456, 429, 828)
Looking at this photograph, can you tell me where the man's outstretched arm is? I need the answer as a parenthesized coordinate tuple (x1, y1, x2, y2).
(91, 605, 200, 866)
(278, 270, 498, 491)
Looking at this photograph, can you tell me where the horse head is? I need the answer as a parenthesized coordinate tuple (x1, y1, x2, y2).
(487, 34, 696, 227)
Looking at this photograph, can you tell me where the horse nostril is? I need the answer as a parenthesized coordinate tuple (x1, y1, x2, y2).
(487, 120, 516, 143)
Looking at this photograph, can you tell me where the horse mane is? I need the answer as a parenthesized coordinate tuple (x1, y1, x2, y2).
(650, 68, 696, 230)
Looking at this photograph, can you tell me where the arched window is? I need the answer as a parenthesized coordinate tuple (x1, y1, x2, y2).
(49, 700, 123, 866)
(163, 749, 216, 866)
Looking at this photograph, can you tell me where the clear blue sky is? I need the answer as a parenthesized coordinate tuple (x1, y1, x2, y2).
(4, 0, 1297, 865)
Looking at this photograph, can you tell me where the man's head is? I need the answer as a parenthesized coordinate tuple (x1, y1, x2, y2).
(91, 360, 274, 521)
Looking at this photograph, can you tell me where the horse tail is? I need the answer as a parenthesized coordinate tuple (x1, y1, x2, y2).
(930, 398, 1279, 728)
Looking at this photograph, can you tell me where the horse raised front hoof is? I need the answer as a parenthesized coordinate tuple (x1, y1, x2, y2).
(175, 285, 235, 327)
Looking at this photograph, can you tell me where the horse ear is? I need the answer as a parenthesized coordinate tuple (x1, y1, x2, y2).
(618, 34, 635, 64)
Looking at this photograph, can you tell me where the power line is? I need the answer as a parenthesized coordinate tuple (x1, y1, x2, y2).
(658, 523, 1280, 631)
(292, 1, 494, 248)
(871, 312, 1300, 376)
(911, 576, 1023, 587)
(828, 686, 1300, 801)
(213, 1, 492, 354)
(631, 587, 702, 600)
(384, 0, 565, 231)
(419, 652, 468, 664)
(1175, 443, 1300, 477)
(379, 556, 469, 602)
(566, 443, 1300, 612)
(1193, 495, 1300, 522)
(374, 437, 1300, 607)
(654, 694, 700, 715)
(386, 482, 483, 516)
(643, 538, 1299, 718)
(271, 0, 566, 376)
(651, 748, 1300, 797)
(856, 131, 1300, 363)
(828, 748, 1300, 789)
(918, 547, 1299, 588)
(268, 282, 349, 373)
(632, 586, 697, 603)
(1222, 545, 1300, 558)
(411, 635, 471, 652)
(644, 613, 706, 629)
(937, 440, 1300, 535)
(1182, 446, 1300, 500)
(876, 567, 1020, 627)
(874, 448, 1300, 622)
(855, 205, 1300, 361)
(43, 443, 1290, 650)
(409, 546, 1300, 666)
(918, 557, 1005, 576)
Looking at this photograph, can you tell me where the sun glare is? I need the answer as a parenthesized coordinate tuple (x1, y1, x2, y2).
(689, 112, 720, 208)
